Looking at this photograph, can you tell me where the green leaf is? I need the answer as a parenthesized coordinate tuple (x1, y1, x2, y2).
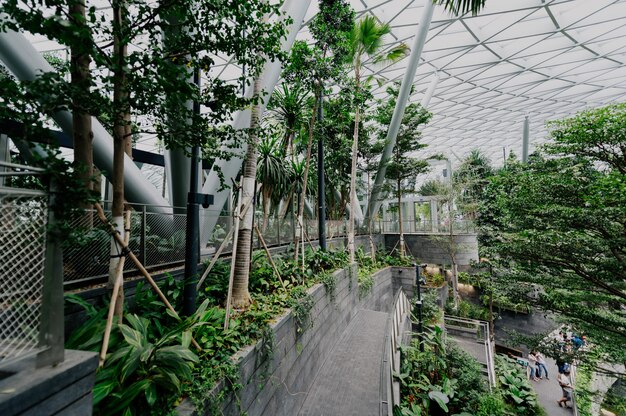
(145, 381, 157, 407)
(428, 391, 449, 412)
(119, 324, 143, 349)
(181, 331, 191, 348)
(93, 379, 117, 405)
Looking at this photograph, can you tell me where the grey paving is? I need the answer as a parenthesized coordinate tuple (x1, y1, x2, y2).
(298, 309, 389, 416)
(532, 357, 574, 416)
(448, 335, 488, 365)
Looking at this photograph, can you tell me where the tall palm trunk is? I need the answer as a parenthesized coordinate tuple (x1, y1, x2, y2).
(448, 199, 459, 306)
(347, 68, 360, 263)
(70, 0, 93, 226)
(108, 0, 130, 319)
(293, 86, 321, 261)
(231, 76, 262, 309)
(397, 176, 404, 256)
(261, 187, 271, 232)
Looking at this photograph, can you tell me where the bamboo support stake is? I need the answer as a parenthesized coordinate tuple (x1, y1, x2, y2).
(196, 196, 254, 291)
(224, 189, 243, 331)
(94, 203, 201, 351)
(254, 223, 285, 289)
(99, 208, 131, 367)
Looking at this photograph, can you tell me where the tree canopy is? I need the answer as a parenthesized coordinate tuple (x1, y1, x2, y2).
(478, 103, 626, 361)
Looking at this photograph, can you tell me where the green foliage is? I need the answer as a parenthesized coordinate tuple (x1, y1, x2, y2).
(574, 360, 595, 416)
(371, 83, 433, 200)
(494, 355, 541, 415)
(435, 0, 487, 16)
(67, 247, 409, 413)
(446, 342, 488, 413)
(475, 393, 507, 416)
(453, 149, 493, 219)
(289, 286, 315, 334)
(445, 298, 492, 322)
(478, 103, 626, 362)
(200, 260, 231, 305)
(412, 290, 442, 325)
(319, 272, 338, 301)
(395, 328, 543, 416)
(93, 301, 216, 415)
(1, 0, 288, 189)
(358, 272, 375, 299)
(394, 327, 459, 415)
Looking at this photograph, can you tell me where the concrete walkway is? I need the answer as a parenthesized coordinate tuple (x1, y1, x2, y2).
(532, 357, 574, 416)
(448, 334, 488, 365)
(449, 335, 573, 416)
(298, 309, 389, 416)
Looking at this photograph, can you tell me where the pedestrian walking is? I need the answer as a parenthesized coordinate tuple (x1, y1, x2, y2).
(536, 351, 549, 380)
(528, 351, 540, 381)
(557, 370, 573, 408)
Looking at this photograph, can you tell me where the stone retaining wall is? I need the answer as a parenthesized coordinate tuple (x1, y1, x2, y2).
(178, 265, 398, 416)
(385, 234, 478, 269)
(0, 350, 97, 416)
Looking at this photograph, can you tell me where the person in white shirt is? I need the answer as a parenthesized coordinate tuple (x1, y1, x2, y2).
(528, 352, 540, 381)
(557, 370, 573, 408)
(536, 351, 549, 380)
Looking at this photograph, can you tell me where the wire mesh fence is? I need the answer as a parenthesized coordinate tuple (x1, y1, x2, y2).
(62, 205, 190, 285)
(61, 201, 474, 288)
(0, 189, 48, 366)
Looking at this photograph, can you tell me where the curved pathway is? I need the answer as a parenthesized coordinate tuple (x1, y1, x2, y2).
(298, 309, 389, 416)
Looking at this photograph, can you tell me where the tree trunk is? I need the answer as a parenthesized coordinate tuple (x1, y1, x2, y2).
(398, 176, 404, 256)
(231, 76, 262, 309)
(261, 187, 271, 232)
(69, 0, 93, 227)
(348, 72, 360, 263)
(108, 0, 129, 319)
(294, 87, 320, 262)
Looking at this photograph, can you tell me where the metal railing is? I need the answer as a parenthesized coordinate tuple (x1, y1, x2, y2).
(0, 162, 63, 369)
(444, 315, 497, 389)
(60, 200, 470, 287)
(380, 219, 476, 234)
(386, 289, 412, 413)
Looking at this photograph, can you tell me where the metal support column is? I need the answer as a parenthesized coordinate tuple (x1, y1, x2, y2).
(183, 70, 213, 316)
(415, 264, 426, 352)
(0, 134, 8, 187)
(522, 115, 530, 163)
(366, 0, 435, 224)
(37, 178, 64, 367)
(317, 90, 327, 251)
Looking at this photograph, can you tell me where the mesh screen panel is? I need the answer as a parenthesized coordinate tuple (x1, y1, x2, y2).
(0, 192, 48, 365)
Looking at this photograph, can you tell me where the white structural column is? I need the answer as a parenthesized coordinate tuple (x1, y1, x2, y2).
(199, 0, 312, 245)
(0, 26, 172, 213)
(365, 0, 435, 225)
(420, 72, 439, 107)
(522, 115, 530, 163)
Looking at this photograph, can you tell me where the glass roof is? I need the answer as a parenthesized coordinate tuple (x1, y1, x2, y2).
(19, 0, 626, 167)
(323, 0, 626, 165)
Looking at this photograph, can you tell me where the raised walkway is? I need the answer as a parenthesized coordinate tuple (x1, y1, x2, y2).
(298, 309, 389, 416)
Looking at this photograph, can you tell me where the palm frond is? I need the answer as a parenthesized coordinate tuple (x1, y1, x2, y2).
(434, 0, 486, 16)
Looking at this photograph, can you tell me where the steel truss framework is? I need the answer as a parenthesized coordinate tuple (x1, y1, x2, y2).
(12, 0, 626, 168)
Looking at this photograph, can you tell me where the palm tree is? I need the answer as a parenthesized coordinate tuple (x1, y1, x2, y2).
(257, 135, 289, 231)
(231, 76, 263, 309)
(435, 0, 486, 16)
(346, 15, 409, 263)
(267, 83, 308, 158)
